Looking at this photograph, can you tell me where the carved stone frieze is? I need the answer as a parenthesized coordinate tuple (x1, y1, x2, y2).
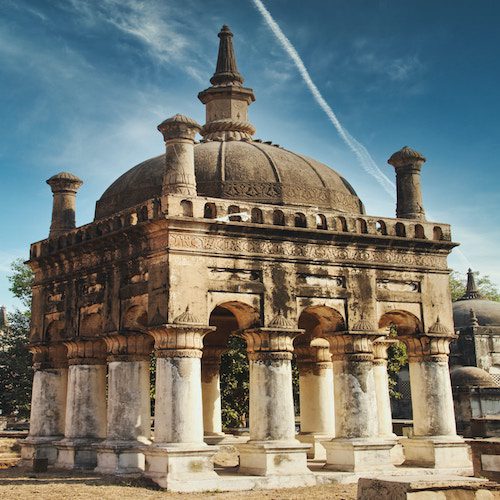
(168, 233, 446, 270)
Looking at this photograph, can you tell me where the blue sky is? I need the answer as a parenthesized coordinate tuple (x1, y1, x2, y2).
(1, 0, 499, 310)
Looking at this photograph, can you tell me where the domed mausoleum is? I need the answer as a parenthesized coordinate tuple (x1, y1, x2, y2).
(451, 269, 500, 382)
(22, 26, 472, 491)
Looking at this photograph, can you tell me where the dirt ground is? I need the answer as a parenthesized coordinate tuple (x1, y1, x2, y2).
(0, 438, 357, 500)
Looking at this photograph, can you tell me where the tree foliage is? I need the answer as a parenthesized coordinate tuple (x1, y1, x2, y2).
(7, 258, 34, 309)
(0, 260, 34, 418)
(449, 270, 500, 302)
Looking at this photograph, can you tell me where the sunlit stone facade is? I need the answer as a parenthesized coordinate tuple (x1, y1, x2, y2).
(21, 25, 471, 491)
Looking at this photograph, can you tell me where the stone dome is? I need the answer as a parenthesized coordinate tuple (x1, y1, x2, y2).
(94, 140, 364, 220)
(453, 299, 500, 328)
(450, 366, 499, 387)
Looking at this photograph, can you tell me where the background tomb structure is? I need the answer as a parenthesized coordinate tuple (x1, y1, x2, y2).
(21, 25, 472, 490)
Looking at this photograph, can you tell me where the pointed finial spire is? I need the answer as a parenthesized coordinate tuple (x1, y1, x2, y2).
(210, 25, 244, 87)
(460, 268, 481, 300)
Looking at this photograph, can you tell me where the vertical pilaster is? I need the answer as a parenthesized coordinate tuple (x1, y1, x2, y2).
(56, 339, 107, 469)
(95, 334, 153, 475)
(237, 319, 311, 476)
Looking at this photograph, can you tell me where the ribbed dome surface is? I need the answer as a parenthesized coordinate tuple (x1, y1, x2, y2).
(94, 141, 363, 219)
(453, 299, 500, 328)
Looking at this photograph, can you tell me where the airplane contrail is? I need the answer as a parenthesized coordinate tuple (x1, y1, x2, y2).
(251, 0, 396, 198)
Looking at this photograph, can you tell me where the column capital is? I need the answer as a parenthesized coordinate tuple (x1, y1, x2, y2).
(326, 331, 383, 362)
(103, 333, 153, 362)
(148, 324, 215, 359)
(295, 343, 332, 375)
(240, 326, 304, 361)
(63, 338, 107, 365)
(403, 333, 456, 362)
(29, 343, 68, 369)
(201, 345, 226, 383)
(373, 337, 399, 365)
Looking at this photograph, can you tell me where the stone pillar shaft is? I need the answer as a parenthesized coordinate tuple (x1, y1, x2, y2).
(56, 339, 107, 469)
(373, 339, 397, 437)
(20, 344, 68, 466)
(201, 347, 225, 437)
(237, 325, 310, 477)
(144, 320, 220, 490)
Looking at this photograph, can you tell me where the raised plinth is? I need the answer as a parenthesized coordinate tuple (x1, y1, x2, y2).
(56, 438, 103, 469)
(237, 441, 312, 476)
(323, 438, 396, 472)
(95, 440, 149, 476)
(402, 436, 473, 473)
(297, 433, 333, 461)
(144, 444, 219, 491)
(19, 436, 62, 467)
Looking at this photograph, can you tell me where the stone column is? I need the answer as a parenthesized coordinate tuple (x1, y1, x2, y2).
(402, 320, 472, 471)
(56, 339, 107, 469)
(46, 172, 83, 238)
(201, 346, 226, 444)
(323, 331, 396, 472)
(237, 318, 311, 476)
(387, 146, 426, 220)
(295, 342, 335, 460)
(373, 338, 398, 438)
(144, 315, 220, 491)
(95, 334, 153, 475)
(20, 344, 68, 467)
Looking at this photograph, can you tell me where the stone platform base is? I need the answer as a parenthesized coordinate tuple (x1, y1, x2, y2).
(19, 436, 62, 467)
(95, 440, 148, 476)
(144, 444, 219, 491)
(237, 440, 311, 476)
(323, 438, 396, 472)
(56, 439, 102, 469)
(357, 476, 498, 499)
(402, 437, 473, 473)
(204, 433, 249, 446)
(297, 433, 333, 460)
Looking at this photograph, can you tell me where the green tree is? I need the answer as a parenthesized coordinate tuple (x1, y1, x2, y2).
(449, 270, 500, 302)
(0, 259, 34, 418)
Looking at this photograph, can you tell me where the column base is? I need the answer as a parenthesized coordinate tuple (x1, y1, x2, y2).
(19, 436, 63, 467)
(144, 443, 220, 492)
(402, 436, 473, 473)
(95, 440, 149, 476)
(297, 433, 333, 460)
(237, 440, 311, 476)
(55, 438, 103, 470)
(323, 438, 396, 472)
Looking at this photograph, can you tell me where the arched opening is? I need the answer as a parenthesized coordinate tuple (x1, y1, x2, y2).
(204, 202, 217, 218)
(356, 218, 368, 234)
(180, 200, 193, 217)
(376, 220, 387, 235)
(295, 305, 344, 459)
(79, 312, 103, 337)
(273, 209, 285, 226)
(203, 301, 260, 453)
(378, 310, 423, 422)
(294, 212, 307, 228)
(316, 214, 327, 230)
(395, 222, 406, 237)
(337, 216, 348, 232)
(251, 207, 263, 224)
(414, 224, 425, 239)
(45, 320, 65, 342)
(433, 226, 444, 240)
(228, 205, 241, 222)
